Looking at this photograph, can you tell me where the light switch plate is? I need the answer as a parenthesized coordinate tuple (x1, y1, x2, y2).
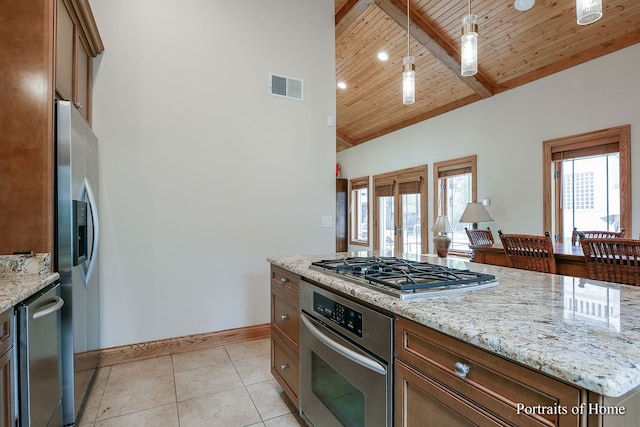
(321, 215, 333, 227)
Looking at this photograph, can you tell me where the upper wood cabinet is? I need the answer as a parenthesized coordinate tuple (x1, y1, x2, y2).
(55, 0, 103, 122)
(0, 0, 103, 256)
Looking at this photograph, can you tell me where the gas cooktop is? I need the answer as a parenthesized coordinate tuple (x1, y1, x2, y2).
(310, 256, 498, 300)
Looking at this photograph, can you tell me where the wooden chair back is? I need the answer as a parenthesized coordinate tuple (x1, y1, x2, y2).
(571, 227, 625, 246)
(580, 238, 640, 285)
(465, 227, 494, 245)
(498, 231, 557, 274)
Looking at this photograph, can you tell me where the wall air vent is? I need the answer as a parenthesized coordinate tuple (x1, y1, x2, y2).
(269, 73, 304, 102)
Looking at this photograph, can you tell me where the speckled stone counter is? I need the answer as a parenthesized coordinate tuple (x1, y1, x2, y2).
(267, 252, 640, 398)
(0, 253, 60, 313)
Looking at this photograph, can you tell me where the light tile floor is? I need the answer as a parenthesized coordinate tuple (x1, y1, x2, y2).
(78, 338, 307, 427)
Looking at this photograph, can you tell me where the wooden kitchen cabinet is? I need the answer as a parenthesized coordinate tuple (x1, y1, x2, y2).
(0, 0, 103, 255)
(55, 0, 96, 121)
(270, 265, 300, 409)
(0, 310, 15, 427)
(395, 317, 582, 426)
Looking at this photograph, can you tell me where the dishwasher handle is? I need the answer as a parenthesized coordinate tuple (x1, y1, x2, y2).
(301, 313, 387, 375)
(32, 296, 65, 320)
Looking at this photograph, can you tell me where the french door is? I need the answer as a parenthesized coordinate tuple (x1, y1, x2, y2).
(373, 166, 427, 257)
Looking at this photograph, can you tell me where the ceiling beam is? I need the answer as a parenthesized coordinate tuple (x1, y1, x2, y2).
(374, 0, 494, 99)
(336, 0, 376, 38)
(337, 130, 356, 149)
(351, 94, 482, 146)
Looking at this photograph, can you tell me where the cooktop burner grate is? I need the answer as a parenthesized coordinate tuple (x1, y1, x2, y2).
(310, 256, 498, 299)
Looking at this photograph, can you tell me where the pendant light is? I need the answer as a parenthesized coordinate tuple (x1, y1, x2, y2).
(460, 0, 478, 77)
(576, 0, 602, 25)
(402, 0, 415, 105)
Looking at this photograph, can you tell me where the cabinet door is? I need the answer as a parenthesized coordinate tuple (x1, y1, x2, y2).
(0, 349, 14, 427)
(0, 310, 12, 427)
(271, 332, 299, 409)
(56, 0, 74, 101)
(75, 35, 90, 120)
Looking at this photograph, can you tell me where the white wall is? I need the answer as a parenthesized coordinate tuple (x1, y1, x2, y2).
(90, 0, 336, 348)
(338, 43, 640, 252)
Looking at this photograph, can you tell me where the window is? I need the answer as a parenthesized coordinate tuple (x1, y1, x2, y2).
(563, 171, 595, 210)
(373, 166, 427, 257)
(349, 177, 369, 246)
(543, 125, 631, 243)
(433, 156, 477, 254)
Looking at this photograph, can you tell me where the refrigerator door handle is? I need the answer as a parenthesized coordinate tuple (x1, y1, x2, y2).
(83, 177, 100, 285)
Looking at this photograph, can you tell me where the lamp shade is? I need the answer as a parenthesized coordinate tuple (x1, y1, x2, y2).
(460, 14, 478, 77)
(402, 56, 416, 105)
(459, 202, 493, 225)
(576, 0, 602, 25)
(431, 216, 453, 234)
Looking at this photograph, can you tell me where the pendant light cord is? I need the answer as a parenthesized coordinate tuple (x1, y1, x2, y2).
(407, 0, 410, 57)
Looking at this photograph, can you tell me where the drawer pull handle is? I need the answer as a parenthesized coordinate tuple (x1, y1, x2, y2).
(280, 277, 289, 284)
(281, 314, 289, 320)
(280, 363, 289, 371)
(454, 362, 470, 378)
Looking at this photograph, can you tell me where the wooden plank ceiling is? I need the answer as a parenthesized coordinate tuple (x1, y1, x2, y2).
(335, 0, 640, 151)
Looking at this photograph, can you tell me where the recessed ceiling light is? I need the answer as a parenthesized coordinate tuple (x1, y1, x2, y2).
(337, 81, 347, 90)
(377, 52, 389, 61)
(514, 0, 535, 11)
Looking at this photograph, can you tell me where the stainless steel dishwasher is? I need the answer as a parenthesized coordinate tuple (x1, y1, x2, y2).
(17, 283, 64, 427)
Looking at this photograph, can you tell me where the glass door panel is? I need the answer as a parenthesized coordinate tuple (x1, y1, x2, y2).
(373, 166, 427, 255)
(560, 153, 620, 242)
(311, 352, 365, 427)
(443, 174, 472, 252)
(378, 196, 395, 256)
(401, 194, 420, 256)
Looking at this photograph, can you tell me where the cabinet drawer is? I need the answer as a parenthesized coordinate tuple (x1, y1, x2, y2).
(396, 359, 509, 426)
(271, 266, 299, 299)
(0, 309, 13, 356)
(396, 317, 581, 427)
(271, 332, 299, 409)
(271, 286, 299, 351)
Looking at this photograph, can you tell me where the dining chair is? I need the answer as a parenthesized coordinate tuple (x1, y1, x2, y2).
(465, 227, 494, 246)
(498, 231, 557, 274)
(571, 227, 626, 246)
(580, 238, 640, 285)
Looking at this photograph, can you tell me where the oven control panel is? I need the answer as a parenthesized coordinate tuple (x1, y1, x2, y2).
(313, 292, 363, 337)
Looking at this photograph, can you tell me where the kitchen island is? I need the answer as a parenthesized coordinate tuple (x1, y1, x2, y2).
(268, 252, 640, 426)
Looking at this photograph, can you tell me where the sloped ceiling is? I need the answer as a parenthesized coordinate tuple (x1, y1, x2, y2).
(335, 0, 640, 151)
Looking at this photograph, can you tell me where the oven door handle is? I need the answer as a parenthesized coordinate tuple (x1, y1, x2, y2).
(301, 314, 387, 375)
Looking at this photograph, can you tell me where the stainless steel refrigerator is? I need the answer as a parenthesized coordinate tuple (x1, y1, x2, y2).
(55, 100, 101, 426)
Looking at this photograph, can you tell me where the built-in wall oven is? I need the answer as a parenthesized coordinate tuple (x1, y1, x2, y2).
(299, 279, 393, 427)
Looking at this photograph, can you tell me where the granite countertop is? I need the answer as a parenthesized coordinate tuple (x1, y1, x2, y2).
(267, 252, 640, 398)
(0, 254, 60, 313)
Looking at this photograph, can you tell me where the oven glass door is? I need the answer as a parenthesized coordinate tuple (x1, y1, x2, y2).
(300, 313, 390, 427)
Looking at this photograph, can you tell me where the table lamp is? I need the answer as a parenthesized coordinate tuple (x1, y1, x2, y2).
(431, 216, 453, 258)
(459, 202, 493, 229)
